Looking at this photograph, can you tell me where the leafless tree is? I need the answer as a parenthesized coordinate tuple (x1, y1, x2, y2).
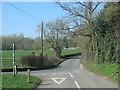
(56, 2, 102, 37)
(56, 2, 103, 60)
(44, 18, 70, 57)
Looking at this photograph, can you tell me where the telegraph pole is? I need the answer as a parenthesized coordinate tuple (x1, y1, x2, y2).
(40, 21, 43, 66)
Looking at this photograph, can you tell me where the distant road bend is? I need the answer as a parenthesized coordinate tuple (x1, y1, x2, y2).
(19, 56, 118, 89)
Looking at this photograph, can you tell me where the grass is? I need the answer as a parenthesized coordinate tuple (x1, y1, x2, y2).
(2, 49, 80, 58)
(2, 49, 80, 69)
(2, 74, 42, 89)
(80, 59, 119, 81)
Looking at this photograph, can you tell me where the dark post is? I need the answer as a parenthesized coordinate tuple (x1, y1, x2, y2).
(40, 21, 43, 66)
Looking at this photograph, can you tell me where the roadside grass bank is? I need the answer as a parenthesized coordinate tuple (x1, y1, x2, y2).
(2, 74, 42, 89)
(80, 59, 120, 82)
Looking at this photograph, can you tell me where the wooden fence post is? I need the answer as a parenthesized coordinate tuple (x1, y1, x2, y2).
(27, 69, 30, 83)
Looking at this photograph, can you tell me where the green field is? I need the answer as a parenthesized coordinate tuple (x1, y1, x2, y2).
(2, 49, 80, 69)
(2, 74, 42, 88)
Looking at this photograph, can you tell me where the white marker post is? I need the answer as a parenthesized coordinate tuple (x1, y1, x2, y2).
(14, 65, 17, 74)
(13, 43, 15, 76)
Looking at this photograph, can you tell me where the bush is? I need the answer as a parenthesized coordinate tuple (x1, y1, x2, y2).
(21, 54, 59, 68)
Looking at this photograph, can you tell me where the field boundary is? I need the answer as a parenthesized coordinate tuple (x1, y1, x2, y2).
(2, 53, 81, 72)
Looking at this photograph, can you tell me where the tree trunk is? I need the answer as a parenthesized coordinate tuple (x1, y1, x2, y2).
(54, 48, 62, 58)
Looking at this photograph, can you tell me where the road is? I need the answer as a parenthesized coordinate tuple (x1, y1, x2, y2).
(18, 56, 118, 89)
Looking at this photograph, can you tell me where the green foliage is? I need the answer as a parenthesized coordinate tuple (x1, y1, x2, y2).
(2, 74, 42, 88)
(2, 34, 74, 51)
(90, 2, 119, 64)
(72, 2, 119, 64)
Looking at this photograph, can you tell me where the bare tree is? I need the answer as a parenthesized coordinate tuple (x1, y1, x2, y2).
(44, 18, 70, 57)
(56, 2, 102, 36)
(56, 2, 103, 60)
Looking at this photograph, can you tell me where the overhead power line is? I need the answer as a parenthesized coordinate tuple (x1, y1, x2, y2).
(6, 2, 40, 22)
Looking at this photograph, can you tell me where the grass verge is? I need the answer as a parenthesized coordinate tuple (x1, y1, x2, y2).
(2, 74, 42, 89)
(80, 59, 120, 82)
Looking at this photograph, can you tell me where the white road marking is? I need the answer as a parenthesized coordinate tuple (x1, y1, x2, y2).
(69, 73, 74, 78)
(51, 78, 66, 84)
(78, 59, 83, 69)
(80, 64, 83, 69)
(75, 81, 80, 88)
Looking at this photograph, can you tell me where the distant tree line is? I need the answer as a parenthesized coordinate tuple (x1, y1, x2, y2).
(2, 33, 77, 51)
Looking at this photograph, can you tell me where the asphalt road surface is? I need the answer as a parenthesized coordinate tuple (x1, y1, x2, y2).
(18, 56, 118, 89)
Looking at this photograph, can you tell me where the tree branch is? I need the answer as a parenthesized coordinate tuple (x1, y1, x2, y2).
(92, 2, 102, 13)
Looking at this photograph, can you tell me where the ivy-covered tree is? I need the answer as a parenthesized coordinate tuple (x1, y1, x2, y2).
(92, 2, 119, 63)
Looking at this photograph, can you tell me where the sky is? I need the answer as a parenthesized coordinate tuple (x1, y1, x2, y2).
(2, 2, 105, 39)
(2, 2, 66, 39)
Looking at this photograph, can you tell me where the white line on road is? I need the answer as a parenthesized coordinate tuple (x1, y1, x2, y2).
(78, 60, 84, 71)
(78, 60, 83, 69)
(80, 64, 83, 69)
(75, 81, 80, 88)
(69, 73, 74, 78)
(51, 78, 66, 84)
